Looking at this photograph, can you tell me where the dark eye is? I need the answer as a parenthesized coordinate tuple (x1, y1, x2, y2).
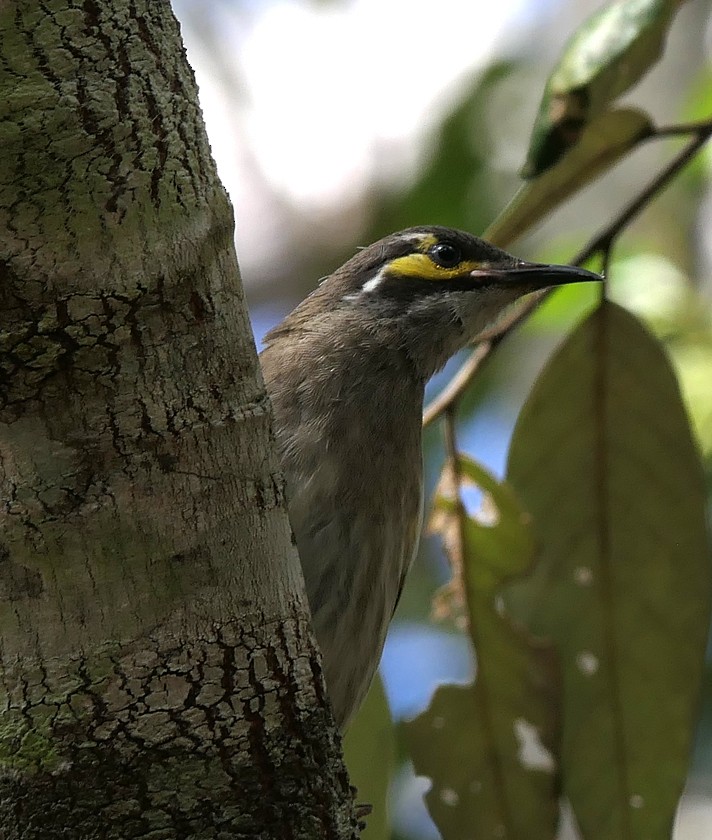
(430, 242, 461, 268)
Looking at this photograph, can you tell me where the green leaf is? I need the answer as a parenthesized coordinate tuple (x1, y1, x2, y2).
(487, 109, 653, 248)
(523, 0, 681, 177)
(405, 458, 560, 840)
(506, 301, 711, 839)
(343, 675, 394, 840)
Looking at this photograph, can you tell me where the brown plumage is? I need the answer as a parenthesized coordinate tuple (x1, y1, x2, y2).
(260, 226, 599, 728)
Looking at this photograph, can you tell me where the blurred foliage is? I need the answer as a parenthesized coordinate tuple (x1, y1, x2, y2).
(343, 676, 395, 840)
(488, 109, 653, 247)
(364, 2, 712, 838)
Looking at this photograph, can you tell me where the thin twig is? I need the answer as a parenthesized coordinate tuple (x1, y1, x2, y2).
(441, 407, 465, 584)
(423, 292, 554, 428)
(571, 122, 712, 266)
(422, 119, 712, 427)
(653, 118, 712, 138)
(443, 408, 459, 478)
(422, 342, 492, 427)
(422, 290, 551, 428)
(442, 407, 466, 600)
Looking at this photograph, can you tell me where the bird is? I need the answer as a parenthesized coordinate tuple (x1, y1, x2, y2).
(260, 225, 600, 729)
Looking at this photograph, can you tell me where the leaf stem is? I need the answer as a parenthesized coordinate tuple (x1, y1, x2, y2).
(572, 121, 712, 267)
(422, 342, 492, 427)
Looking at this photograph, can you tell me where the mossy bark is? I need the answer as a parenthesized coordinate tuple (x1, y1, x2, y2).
(0, 1, 357, 836)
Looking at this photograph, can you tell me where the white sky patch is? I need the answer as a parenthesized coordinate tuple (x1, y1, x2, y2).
(238, 0, 527, 206)
(175, 0, 529, 273)
(474, 491, 501, 527)
(513, 718, 556, 773)
(576, 651, 599, 676)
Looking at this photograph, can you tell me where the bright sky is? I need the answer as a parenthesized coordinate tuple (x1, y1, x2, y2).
(176, 0, 530, 272)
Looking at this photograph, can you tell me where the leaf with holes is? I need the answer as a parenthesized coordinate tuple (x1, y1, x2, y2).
(486, 109, 652, 248)
(506, 301, 711, 839)
(404, 457, 560, 840)
(523, 0, 681, 177)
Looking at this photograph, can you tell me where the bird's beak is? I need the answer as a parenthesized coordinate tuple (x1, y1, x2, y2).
(470, 261, 602, 291)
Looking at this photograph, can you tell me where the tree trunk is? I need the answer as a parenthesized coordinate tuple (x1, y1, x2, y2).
(0, 1, 357, 836)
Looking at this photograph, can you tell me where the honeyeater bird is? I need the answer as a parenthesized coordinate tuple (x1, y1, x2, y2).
(260, 225, 600, 729)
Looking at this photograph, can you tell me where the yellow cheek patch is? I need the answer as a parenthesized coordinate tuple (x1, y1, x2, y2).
(387, 253, 484, 281)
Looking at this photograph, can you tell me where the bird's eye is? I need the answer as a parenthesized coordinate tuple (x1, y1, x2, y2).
(429, 242, 461, 268)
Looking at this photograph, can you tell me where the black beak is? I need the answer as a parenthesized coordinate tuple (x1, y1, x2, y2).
(470, 261, 602, 291)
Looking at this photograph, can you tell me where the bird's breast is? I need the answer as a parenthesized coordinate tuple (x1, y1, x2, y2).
(262, 334, 425, 727)
(292, 448, 423, 728)
(282, 405, 423, 726)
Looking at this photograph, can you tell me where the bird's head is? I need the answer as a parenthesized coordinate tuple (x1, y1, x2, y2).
(267, 226, 601, 381)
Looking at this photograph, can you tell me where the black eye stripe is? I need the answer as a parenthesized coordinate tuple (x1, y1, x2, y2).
(429, 242, 461, 268)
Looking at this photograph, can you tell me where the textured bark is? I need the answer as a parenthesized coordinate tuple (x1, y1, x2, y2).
(0, 1, 357, 837)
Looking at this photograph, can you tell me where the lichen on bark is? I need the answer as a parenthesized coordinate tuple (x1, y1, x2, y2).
(0, 617, 357, 838)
